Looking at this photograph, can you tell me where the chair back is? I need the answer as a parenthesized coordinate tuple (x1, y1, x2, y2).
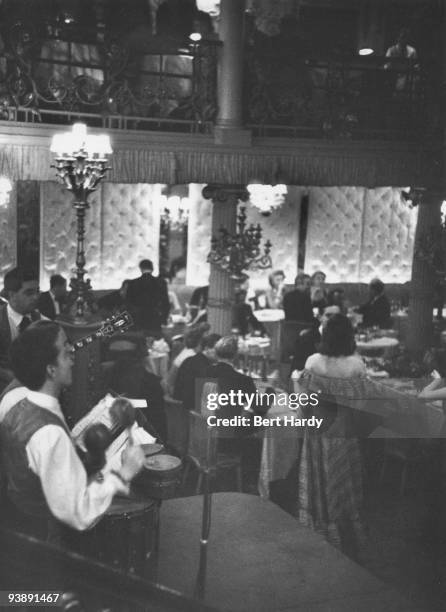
(187, 411, 217, 471)
(164, 397, 189, 457)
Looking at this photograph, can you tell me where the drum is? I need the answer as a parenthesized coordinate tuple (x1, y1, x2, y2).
(74, 494, 158, 575)
(134, 454, 182, 500)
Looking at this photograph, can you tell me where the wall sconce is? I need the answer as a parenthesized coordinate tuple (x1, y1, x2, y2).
(0, 177, 12, 208)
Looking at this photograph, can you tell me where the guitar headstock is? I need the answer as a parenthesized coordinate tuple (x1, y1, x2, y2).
(97, 311, 134, 338)
(72, 311, 134, 351)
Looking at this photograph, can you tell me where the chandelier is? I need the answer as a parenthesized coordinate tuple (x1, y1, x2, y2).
(207, 206, 272, 281)
(0, 177, 12, 207)
(159, 195, 190, 231)
(247, 183, 287, 216)
(50, 123, 112, 321)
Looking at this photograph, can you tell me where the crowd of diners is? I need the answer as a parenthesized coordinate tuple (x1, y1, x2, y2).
(0, 259, 445, 583)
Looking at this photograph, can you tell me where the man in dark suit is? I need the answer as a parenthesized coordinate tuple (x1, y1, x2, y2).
(283, 273, 314, 323)
(125, 259, 170, 335)
(357, 278, 392, 329)
(173, 332, 221, 411)
(37, 274, 67, 320)
(0, 267, 43, 392)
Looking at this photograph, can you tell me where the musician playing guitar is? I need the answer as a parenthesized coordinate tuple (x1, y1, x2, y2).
(0, 320, 145, 543)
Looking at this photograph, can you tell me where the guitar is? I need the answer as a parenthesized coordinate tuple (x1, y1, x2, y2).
(71, 311, 134, 351)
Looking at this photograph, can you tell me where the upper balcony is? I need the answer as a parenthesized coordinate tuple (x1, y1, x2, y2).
(0, 16, 440, 145)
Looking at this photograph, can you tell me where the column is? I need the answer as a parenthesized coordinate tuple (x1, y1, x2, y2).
(214, 0, 251, 145)
(406, 190, 441, 353)
(203, 185, 248, 335)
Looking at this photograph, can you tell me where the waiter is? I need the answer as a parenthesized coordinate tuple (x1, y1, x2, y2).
(0, 320, 145, 540)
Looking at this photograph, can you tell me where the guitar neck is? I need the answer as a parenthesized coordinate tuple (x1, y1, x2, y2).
(72, 330, 101, 351)
(70, 310, 133, 351)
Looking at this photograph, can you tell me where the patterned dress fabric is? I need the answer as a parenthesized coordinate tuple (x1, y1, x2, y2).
(295, 369, 367, 549)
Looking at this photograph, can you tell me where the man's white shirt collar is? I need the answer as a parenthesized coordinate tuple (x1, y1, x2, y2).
(7, 303, 24, 328)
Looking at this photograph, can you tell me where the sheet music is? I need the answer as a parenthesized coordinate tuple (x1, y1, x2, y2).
(72, 394, 153, 452)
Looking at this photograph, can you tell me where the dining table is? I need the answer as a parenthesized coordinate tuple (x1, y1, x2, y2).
(355, 336, 399, 356)
(253, 309, 284, 362)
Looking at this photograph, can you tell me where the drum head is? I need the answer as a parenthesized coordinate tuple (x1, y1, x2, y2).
(141, 443, 164, 456)
(144, 454, 181, 471)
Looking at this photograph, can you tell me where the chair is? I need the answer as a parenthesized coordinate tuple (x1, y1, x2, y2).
(164, 397, 189, 458)
(183, 411, 242, 494)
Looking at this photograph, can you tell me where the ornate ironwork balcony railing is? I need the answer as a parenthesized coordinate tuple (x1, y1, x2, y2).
(0, 18, 438, 141)
(0, 19, 218, 133)
(244, 52, 438, 141)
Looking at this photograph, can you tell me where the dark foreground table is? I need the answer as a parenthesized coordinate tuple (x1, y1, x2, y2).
(157, 493, 413, 612)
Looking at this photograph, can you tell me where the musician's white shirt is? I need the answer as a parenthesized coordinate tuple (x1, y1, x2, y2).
(0, 388, 128, 530)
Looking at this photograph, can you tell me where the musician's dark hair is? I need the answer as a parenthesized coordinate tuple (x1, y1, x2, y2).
(49, 274, 66, 289)
(319, 314, 356, 357)
(4, 267, 38, 295)
(10, 321, 61, 390)
(184, 328, 204, 349)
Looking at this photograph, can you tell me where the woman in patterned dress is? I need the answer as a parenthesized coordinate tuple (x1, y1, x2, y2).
(293, 314, 366, 553)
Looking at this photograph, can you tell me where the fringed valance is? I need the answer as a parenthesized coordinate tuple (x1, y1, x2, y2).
(0, 140, 427, 187)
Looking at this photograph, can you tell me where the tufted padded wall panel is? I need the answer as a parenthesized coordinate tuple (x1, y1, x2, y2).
(306, 187, 364, 282)
(102, 183, 162, 285)
(0, 183, 16, 275)
(186, 183, 212, 286)
(305, 186, 417, 283)
(244, 186, 303, 289)
(40, 181, 102, 289)
(360, 187, 417, 283)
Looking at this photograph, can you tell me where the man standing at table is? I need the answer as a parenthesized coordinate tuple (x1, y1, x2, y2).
(0, 267, 45, 393)
(126, 259, 170, 336)
(0, 320, 144, 541)
(283, 273, 314, 323)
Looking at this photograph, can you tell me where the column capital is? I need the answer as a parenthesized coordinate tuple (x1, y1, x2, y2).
(202, 184, 249, 203)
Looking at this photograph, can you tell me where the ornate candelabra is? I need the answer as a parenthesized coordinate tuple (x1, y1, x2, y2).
(50, 123, 112, 321)
(207, 206, 272, 281)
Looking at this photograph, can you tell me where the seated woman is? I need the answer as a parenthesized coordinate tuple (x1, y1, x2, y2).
(310, 270, 328, 314)
(264, 270, 286, 309)
(293, 314, 366, 552)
